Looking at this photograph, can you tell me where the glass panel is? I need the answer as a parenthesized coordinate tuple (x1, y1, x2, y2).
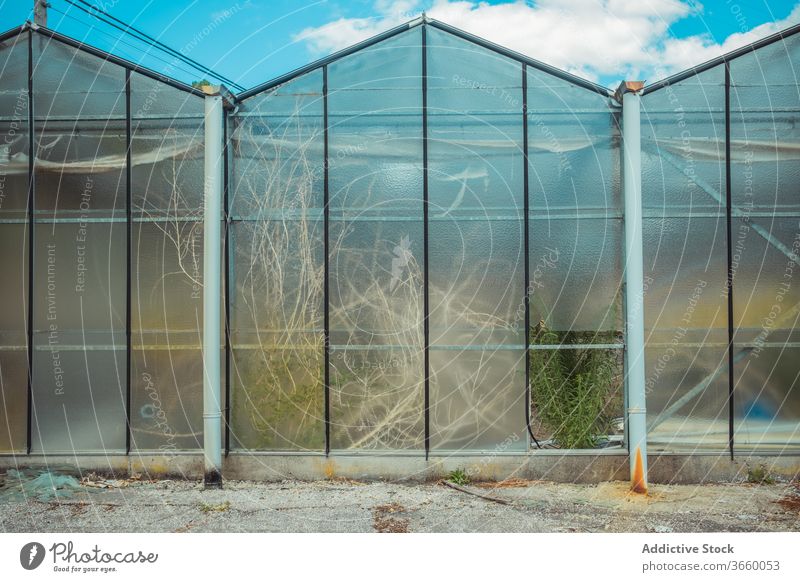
(33, 119, 126, 219)
(641, 67, 730, 451)
(0, 32, 30, 218)
(734, 347, 800, 451)
(730, 41, 800, 451)
(33, 36, 125, 119)
(0, 31, 29, 113)
(0, 351, 27, 452)
(31, 221, 125, 452)
(31, 340, 126, 452)
(230, 70, 326, 450)
(33, 222, 125, 334)
(130, 347, 204, 451)
(430, 348, 526, 451)
(130, 71, 204, 119)
(643, 216, 729, 451)
(329, 347, 424, 449)
(327, 29, 424, 451)
(646, 343, 730, 451)
(0, 224, 27, 451)
(641, 65, 725, 212)
(427, 28, 525, 450)
(729, 34, 800, 109)
(131, 118, 204, 216)
(231, 69, 324, 218)
(530, 218, 622, 337)
(229, 217, 324, 450)
(132, 221, 203, 333)
(231, 347, 324, 450)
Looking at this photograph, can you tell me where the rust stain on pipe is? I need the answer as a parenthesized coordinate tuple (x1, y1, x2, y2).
(631, 447, 648, 494)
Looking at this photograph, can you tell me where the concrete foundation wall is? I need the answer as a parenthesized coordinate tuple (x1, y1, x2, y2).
(2, 453, 799, 484)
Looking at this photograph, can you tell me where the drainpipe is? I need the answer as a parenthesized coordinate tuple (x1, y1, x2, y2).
(202, 90, 224, 489)
(618, 81, 648, 494)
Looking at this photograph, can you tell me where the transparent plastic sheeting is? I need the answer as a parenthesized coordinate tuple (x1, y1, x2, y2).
(641, 33, 800, 452)
(1, 23, 797, 454)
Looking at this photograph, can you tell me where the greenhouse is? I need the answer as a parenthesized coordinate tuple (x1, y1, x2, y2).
(0, 15, 798, 487)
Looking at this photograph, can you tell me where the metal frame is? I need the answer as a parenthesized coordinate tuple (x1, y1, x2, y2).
(521, 64, 540, 449)
(236, 17, 612, 103)
(25, 28, 34, 455)
(724, 61, 735, 460)
(223, 110, 231, 456)
(421, 25, 431, 458)
(323, 64, 331, 456)
(125, 68, 132, 453)
(1, 23, 207, 98)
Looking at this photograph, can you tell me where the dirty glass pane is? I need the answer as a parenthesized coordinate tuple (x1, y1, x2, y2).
(642, 216, 729, 451)
(734, 348, 800, 451)
(231, 347, 324, 450)
(33, 36, 125, 119)
(0, 351, 27, 452)
(30, 221, 126, 452)
(730, 41, 800, 451)
(231, 69, 324, 218)
(0, 223, 27, 452)
(34, 119, 127, 219)
(33, 222, 126, 333)
(427, 27, 526, 451)
(0, 31, 28, 112)
(327, 30, 424, 451)
(132, 221, 203, 332)
(130, 71, 204, 119)
(31, 339, 126, 453)
(430, 349, 526, 451)
(131, 219, 212, 451)
(230, 218, 324, 450)
(131, 118, 204, 216)
(0, 32, 30, 218)
(329, 347, 424, 449)
(530, 218, 622, 337)
(130, 348, 204, 451)
(641, 65, 725, 212)
(230, 70, 326, 450)
(645, 342, 730, 451)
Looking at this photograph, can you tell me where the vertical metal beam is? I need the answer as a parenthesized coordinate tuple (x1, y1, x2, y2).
(202, 94, 224, 488)
(125, 68, 132, 454)
(323, 65, 331, 456)
(521, 64, 540, 449)
(25, 28, 34, 455)
(621, 85, 648, 494)
(223, 111, 231, 456)
(422, 24, 430, 458)
(725, 61, 735, 460)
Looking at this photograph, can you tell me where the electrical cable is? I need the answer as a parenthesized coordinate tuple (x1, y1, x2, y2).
(61, 0, 244, 90)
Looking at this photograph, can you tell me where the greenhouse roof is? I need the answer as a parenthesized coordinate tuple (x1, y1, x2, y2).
(3, 14, 800, 103)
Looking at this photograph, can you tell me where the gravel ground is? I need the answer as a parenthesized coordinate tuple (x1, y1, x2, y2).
(1, 474, 799, 533)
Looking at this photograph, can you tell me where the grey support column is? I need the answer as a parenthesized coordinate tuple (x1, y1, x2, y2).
(618, 81, 648, 494)
(203, 91, 224, 488)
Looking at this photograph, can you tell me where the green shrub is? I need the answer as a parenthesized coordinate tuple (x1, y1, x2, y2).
(529, 324, 621, 449)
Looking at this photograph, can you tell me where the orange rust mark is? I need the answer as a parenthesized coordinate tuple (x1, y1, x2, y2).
(323, 460, 335, 480)
(631, 447, 648, 494)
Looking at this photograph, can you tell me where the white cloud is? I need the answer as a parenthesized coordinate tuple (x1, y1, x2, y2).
(292, 0, 800, 87)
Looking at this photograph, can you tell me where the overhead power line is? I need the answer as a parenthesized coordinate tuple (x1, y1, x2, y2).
(61, 0, 245, 91)
(48, 6, 226, 85)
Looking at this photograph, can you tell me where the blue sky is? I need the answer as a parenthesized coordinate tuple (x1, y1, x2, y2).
(1, 0, 798, 90)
